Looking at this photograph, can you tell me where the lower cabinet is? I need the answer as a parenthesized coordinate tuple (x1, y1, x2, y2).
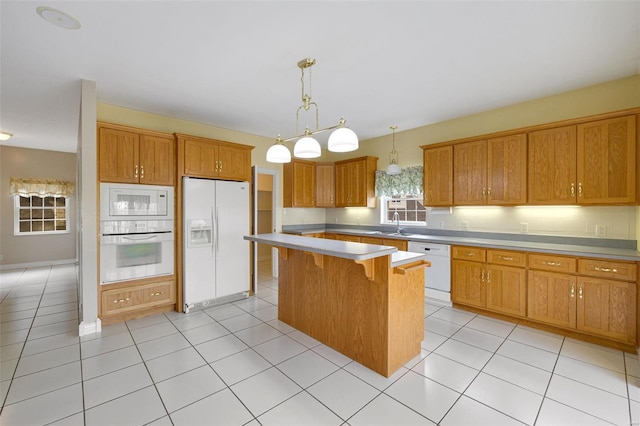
(100, 277, 176, 324)
(452, 246, 527, 317)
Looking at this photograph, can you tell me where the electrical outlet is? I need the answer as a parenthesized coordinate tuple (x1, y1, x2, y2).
(520, 223, 528, 233)
(461, 221, 469, 230)
(595, 225, 606, 236)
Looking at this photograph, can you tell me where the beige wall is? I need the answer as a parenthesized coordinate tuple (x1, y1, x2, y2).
(0, 146, 77, 266)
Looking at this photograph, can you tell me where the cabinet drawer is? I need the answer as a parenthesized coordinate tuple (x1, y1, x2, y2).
(334, 234, 361, 242)
(529, 254, 576, 273)
(578, 259, 637, 282)
(487, 249, 526, 268)
(361, 236, 383, 245)
(452, 246, 486, 262)
(383, 239, 408, 251)
(101, 280, 175, 316)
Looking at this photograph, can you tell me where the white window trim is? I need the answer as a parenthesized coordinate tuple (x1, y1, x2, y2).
(14, 195, 71, 236)
(379, 195, 428, 226)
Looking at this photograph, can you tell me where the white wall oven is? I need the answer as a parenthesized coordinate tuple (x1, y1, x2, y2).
(100, 183, 175, 284)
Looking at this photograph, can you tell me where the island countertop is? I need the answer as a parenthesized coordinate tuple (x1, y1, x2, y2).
(244, 233, 426, 267)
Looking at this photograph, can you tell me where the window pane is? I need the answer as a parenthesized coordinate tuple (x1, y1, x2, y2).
(56, 208, 66, 219)
(407, 211, 416, 221)
(19, 209, 31, 220)
(19, 196, 30, 207)
(32, 221, 43, 232)
(19, 222, 31, 232)
(32, 209, 43, 219)
(417, 211, 427, 221)
(44, 221, 55, 231)
(44, 197, 55, 207)
(56, 220, 66, 231)
(44, 209, 54, 219)
(56, 198, 66, 207)
(31, 196, 42, 207)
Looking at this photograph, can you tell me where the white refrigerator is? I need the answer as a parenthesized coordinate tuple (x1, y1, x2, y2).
(183, 177, 250, 311)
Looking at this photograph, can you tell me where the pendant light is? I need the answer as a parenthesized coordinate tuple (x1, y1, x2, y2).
(386, 125, 402, 175)
(266, 58, 359, 163)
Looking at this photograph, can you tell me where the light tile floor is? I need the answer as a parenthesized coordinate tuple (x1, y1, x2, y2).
(1, 262, 639, 425)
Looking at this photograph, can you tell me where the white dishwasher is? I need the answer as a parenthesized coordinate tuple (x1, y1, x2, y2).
(408, 241, 451, 305)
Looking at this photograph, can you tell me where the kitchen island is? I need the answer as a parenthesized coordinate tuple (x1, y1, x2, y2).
(244, 233, 430, 377)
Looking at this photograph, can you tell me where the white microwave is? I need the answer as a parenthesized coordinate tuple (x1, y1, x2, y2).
(100, 183, 174, 221)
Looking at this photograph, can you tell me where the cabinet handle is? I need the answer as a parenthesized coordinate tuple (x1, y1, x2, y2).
(150, 292, 164, 296)
(542, 261, 561, 266)
(219, 161, 223, 172)
(482, 188, 486, 198)
(140, 165, 144, 179)
(578, 182, 583, 196)
(578, 285, 583, 299)
(481, 270, 485, 282)
(570, 183, 575, 196)
(594, 266, 618, 273)
(114, 298, 130, 303)
(486, 271, 491, 283)
(570, 284, 575, 298)
(487, 188, 492, 198)
(134, 165, 138, 178)
(498, 255, 513, 261)
(463, 252, 475, 257)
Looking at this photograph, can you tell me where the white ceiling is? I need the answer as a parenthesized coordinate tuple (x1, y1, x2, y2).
(1, 1, 639, 153)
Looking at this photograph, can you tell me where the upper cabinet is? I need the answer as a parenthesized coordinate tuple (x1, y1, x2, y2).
(177, 134, 253, 182)
(315, 162, 335, 207)
(576, 116, 636, 204)
(283, 159, 316, 207)
(453, 134, 526, 205)
(528, 115, 636, 205)
(335, 156, 377, 208)
(423, 145, 453, 206)
(424, 109, 639, 207)
(528, 125, 577, 204)
(98, 123, 175, 186)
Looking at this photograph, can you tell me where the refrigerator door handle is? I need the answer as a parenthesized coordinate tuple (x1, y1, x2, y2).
(215, 208, 220, 253)
(211, 207, 216, 255)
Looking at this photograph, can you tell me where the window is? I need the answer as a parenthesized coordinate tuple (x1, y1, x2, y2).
(381, 195, 428, 225)
(14, 195, 69, 235)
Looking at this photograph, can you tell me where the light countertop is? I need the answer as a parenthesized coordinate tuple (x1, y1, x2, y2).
(244, 233, 428, 267)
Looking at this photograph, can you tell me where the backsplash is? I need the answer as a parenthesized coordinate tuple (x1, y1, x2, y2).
(284, 204, 639, 241)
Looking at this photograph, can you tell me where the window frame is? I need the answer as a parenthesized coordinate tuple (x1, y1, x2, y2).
(13, 194, 70, 236)
(379, 195, 429, 226)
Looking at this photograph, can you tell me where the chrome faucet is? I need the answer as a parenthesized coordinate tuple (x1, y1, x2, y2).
(392, 211, 400, 234)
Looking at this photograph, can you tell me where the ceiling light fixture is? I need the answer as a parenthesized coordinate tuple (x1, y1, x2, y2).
(0, 132, 13, 141)
(386, 125, 402, 175)
(36, 6, 81, 30)
(266, 58, 358, 163)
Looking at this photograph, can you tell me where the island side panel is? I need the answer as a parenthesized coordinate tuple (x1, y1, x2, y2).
(388, 262, 426, 374)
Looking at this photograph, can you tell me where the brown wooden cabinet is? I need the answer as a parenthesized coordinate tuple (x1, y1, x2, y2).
(577, 115, 636, 204)
(335, 156, 377, 207)
(423, 145, 453, 206)
(360, 236, 408, 251)
(528, 125, 577, 204)
(315, 162, 335, 207)
(283, 159, 315, 207)
(100, 277, 176, 325)
(178, 134, 253, 182)
(527, 254, 637, 344)
(452, 246, 527, 316)
(98, 123, 175, 186)
(453, 134, 526, 205)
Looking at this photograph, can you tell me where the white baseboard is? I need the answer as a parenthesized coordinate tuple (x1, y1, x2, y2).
(79, 318, 102, 336)
(0, 258, 77, 271)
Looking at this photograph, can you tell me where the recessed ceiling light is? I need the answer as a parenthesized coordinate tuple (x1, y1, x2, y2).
(0, 132, 13, 141)
(36, 6, 81, 30)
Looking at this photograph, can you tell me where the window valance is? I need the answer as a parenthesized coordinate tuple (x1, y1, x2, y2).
(9, 177, 74, 198)
(375, 165, 423, 197)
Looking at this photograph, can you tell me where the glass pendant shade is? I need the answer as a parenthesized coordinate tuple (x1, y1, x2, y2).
(266, 143, 291, 163)
(386, 162, 402, 175)
(294, 136, 321, 158)
(327, 127, 359, 152)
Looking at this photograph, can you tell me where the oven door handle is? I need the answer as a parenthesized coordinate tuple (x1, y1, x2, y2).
(121, 235, 159, 241)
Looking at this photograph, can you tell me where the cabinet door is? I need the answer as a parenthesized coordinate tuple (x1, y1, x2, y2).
(577, 116, 636, 204)
(423, 146, 453, 206)
(183, 139, 218, 178)
(528, 126, 577, 204)
(454, 140, 487, 205)
(139, 135, 175, 185)
(99, 127, 140, 183)
(452, 259, 485, 308)
(316, 163, 335, 207)
(487, 134, 527, 205)
(348, 159, 367, 206)
(217, 144, 252, 181)
(334, 162, 350, 207)
(527, 270, 576, 329)
(486, 265, 526, 317)
(292, 160, 315, 207)
(577, 277, 636, 343)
